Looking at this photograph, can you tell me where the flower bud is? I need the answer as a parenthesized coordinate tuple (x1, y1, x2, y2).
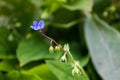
(64, 44, 69, 51)
(55, 46, 60, 51)
(49, 46, 54, 53)
(72, 62, 81, 76)
(72, 66, 80, 76)
(60, 53, 67, 62)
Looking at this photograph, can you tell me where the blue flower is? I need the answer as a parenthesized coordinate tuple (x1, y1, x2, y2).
(31, 20, 45, 30)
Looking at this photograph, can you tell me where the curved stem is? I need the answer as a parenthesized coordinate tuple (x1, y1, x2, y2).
(39, 30, 64, 50)
(39, 30, 58, 44)
(39, 30, 75, 62)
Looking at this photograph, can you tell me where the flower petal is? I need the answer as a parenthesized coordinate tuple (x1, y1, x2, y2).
(33, 20, 38, 26)
(38, 20, 45, 29)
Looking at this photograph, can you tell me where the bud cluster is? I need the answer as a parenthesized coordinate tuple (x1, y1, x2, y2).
(72, 61, 81, 76)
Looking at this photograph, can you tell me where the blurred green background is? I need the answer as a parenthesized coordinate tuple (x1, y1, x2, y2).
(0, 0, 120, 80)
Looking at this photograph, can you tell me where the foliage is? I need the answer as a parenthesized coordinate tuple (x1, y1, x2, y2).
(0, 0, 120, 80)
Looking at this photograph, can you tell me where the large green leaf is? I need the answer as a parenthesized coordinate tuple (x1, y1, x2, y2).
(5, 64, 57, 80)
(0, 59, 18, 72)
(17, 37, 55, 66)
(6, 70, 42, 80)
(46, 60, 89, 80)
(84, 14, 120, 80)
(46, 60, 74, 80)
(63, 0, 93, 11)
(26, 64, 58, 80)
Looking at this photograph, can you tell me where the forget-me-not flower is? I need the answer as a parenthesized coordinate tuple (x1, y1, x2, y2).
(31, 20, 45, 30)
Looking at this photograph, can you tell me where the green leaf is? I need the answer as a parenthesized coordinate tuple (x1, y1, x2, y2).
(0, 59, 18, 72)
(63, 0, 93, 11)
(0, 72, 5, 80)
(17, 37, 55, 66)
(84, 14, 120, 80)
(0, 28, 15, 59)
(26, 64, 58, 80)
(5, 64, 57, 80)
(6, 70, 42, 80)
(46, 60, 89, 80)
(46, 60, 74, 80)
